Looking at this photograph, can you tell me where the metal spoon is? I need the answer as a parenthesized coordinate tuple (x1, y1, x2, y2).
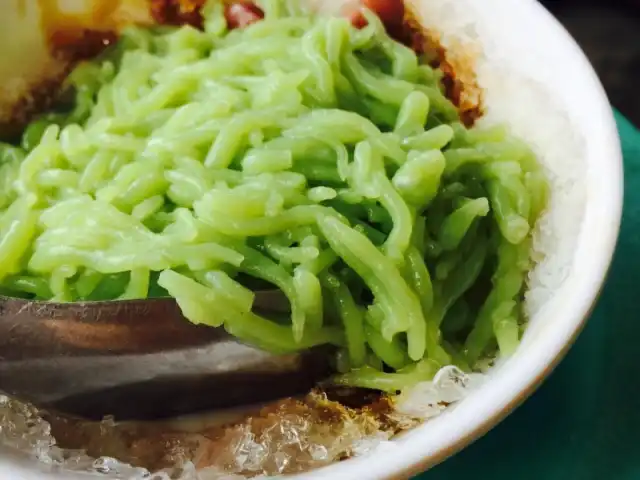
(0, 293, 334, 420)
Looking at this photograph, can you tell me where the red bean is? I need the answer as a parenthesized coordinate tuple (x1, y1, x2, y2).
(364, 0, 404, 26)
(350, 0, 405, 29)
(224, 2, 264, 30)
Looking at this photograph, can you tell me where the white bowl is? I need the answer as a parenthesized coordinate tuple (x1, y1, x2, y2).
(0, 0, 623, 478)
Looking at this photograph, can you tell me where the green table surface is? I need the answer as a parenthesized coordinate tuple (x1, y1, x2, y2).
(418, 111, 640, 480)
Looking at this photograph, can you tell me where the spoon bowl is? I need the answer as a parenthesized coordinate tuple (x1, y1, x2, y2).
(0, 294, 333, 420)
(0, 297, 221, 358)
(0, 293, 291, 358)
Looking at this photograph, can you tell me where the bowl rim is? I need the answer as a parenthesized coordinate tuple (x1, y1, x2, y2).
(0, 0, 624, 479)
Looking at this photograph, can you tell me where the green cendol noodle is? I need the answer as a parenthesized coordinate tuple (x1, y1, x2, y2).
(0, 0, 548, 392)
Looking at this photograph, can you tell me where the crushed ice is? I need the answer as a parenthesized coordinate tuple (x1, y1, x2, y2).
(0, 367, 484, 479)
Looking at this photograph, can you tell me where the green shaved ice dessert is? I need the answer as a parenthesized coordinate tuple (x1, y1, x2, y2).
(0, 0, 548, 392)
